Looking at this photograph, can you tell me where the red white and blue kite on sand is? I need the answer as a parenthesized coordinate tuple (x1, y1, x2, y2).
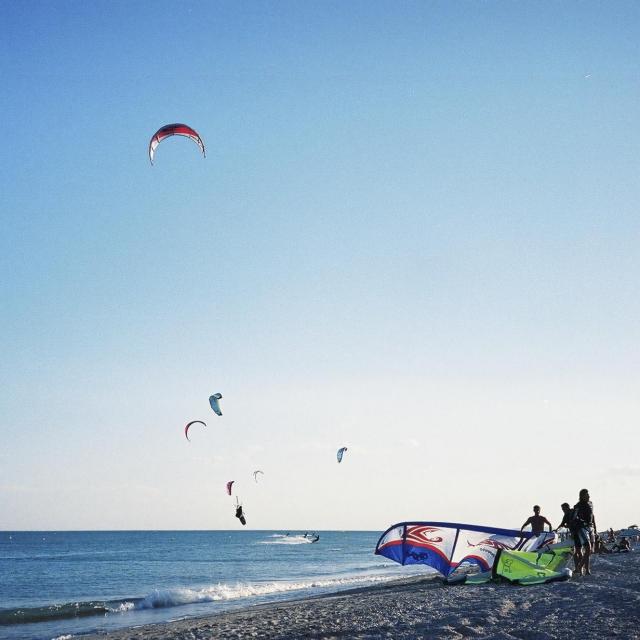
(375, 521, 555, 577)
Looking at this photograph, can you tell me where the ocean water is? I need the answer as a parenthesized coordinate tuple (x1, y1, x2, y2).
(0, 530, 430, 640)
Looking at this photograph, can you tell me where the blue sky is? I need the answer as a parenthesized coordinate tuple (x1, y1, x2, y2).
(1, 1, 639, 531)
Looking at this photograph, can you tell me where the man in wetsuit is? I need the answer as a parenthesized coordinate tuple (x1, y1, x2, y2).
(573, 488, 597, 575)
(555, 502, 577, 545)
(555, 502, 584, 570)
(235, 504, 247, 526)
(555, 503, 574, 531)
(521, 505, 553, 535)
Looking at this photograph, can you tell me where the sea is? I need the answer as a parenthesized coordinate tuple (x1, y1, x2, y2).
(0, 530, 430, 640)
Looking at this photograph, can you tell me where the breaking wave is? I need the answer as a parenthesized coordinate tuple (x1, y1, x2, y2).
(0, 574, 405, 627)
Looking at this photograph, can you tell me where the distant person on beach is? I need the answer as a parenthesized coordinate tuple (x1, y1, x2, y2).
(573, 489, 597, 575)
(607, 528, 616, 543)
(521, 505, 553, 535)
(594, 534, 610, 554)
(612, 537, 631, 553)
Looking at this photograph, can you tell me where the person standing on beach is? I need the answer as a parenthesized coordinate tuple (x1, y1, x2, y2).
(521, 505, 553, 535)
(555, 502, 584, 570)
(555, 502, 576, 536)
(573, 488, 597, 575)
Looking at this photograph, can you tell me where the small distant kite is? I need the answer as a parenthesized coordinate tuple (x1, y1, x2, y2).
(209, 393, 223, 416)
(253, 470, 264, 483)
(226, 480, 235, 496)
(148, 123, 205, 165)
(337, 447, 348, 463)
(184, 420, 206, 442)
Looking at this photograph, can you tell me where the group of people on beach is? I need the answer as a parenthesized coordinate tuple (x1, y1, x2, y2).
(519, 488, 624, 577)
(598, 529, 631, 554)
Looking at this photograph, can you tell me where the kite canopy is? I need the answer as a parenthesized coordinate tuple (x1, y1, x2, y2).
(493, 548, 572, 584)
(253, 470, 264, 483)
(209, 393, 223, 416)
(149, 123, 205, 164)
(184, 420, 206, 441)
(226, 480, 235, 496)
(375, 522, 554, 577)
(447, 548, 573, 585)
(337, 447, 348, 463)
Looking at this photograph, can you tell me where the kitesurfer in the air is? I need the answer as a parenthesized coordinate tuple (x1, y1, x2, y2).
(235, 500, 247, 526)
(521, 505, 553, 535)
(235, 504, 246, 525)
(573, 488, 597, 575)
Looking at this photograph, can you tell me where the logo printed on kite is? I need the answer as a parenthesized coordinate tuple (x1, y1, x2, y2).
(466, 538, 512, 551)
(406, 526, 444, 545)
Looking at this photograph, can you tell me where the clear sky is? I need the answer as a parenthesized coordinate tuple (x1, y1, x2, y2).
(1, 1, 639, 532)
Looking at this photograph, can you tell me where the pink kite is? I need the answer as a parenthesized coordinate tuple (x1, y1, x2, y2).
(149, 123, 205, 164)
(184, 420, 206, 442)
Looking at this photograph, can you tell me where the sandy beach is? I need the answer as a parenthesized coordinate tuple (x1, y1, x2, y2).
(83, 551, 640, 640)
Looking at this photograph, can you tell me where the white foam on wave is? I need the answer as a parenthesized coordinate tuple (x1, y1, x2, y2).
(108, 601, 136, 613)
(260, 535, 313, 545)
(122, 574, 404, 612)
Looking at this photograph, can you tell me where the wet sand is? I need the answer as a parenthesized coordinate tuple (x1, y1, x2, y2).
(84, 552, 640, 639)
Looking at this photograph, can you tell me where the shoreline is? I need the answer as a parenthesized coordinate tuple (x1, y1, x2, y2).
(82, 552, 640, 639)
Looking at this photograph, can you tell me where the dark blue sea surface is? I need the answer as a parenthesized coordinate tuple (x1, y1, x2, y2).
(0, 530, 429, 639)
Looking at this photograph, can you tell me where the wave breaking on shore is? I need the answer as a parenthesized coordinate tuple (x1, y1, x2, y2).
(0, 572, 422, 627)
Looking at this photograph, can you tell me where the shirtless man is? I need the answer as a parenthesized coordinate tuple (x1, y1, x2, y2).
(521, 505, 553, 535)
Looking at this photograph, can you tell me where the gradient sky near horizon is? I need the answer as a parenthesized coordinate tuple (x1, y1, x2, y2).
(1, 1, 639, 532)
